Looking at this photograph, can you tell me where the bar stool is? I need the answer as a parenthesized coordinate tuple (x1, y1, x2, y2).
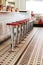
(6, 22, 20, 51)
(15, 21, 23, 44)
(29, 19, 33, 31)
(16, 20, 26, 43)
(22, 19, 26, 38)
(12, 20, 25, 45)
(26, 18, 30, 32)
(26, 18, 29, 33)
(30, 20, 33, 30)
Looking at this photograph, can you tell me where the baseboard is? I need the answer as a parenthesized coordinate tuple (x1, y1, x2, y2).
(34, 24, 43, 27)
(0, 33, 16, 44)
(0, 36, 11, 44)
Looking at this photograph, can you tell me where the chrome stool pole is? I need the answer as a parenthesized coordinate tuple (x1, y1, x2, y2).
(28, 20, 30, 32)
(11, 26, 14, 51)
(18, 24, 22, 43)
(15, 25, 19, 46)
(22, 23, 24, 39)
(21, 22, 25, 40)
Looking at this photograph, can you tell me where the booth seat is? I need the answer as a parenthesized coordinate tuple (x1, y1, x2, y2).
(39, 19, 43, 24)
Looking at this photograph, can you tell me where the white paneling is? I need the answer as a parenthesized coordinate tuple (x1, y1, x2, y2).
(15, 0, 26, 11)
(19, 0, 26, 11)
(15, 0, 20, 9)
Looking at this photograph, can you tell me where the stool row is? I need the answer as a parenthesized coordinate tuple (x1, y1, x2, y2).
(6, 18, 33, 51)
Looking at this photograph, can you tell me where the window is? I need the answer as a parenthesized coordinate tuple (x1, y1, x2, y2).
(26, 1, 43, 14)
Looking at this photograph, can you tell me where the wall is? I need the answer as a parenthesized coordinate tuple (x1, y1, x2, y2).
(0, 0, 26, 11)
(14, 0, 20, 9)
(15, 0, 26, 11)
(19, 0, 26, 11)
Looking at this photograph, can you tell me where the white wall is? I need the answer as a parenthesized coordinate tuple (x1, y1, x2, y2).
(15, 0, 20, 9)
(2, 0, 26, 11)
(19, 0, 26, 11)
(15, 0, 26, 11)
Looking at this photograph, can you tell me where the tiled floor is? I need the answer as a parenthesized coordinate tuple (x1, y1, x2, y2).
(17, 28, 43, 65)
(1, 27, 43, 65)
(27, 28, 43, 65)
(0, 28, 37, 65)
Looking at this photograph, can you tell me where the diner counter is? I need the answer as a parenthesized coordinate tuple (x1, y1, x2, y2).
(0, 12, 30, 23)
(0, 12, 34, 36)
(0, 12, 30, 34)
